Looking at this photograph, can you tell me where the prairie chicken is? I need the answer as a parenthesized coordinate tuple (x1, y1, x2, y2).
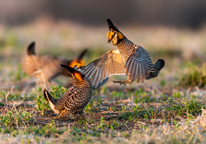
(43, 64, 93, 118)
(81, 19, 165, 88)
(22, 42, 87, 83)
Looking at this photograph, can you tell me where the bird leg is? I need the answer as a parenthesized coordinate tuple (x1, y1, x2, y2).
(58, 109, 67, 118)
(113, 80, 131, 86)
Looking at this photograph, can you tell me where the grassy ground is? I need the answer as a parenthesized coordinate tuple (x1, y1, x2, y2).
(0, 18, 206, 143)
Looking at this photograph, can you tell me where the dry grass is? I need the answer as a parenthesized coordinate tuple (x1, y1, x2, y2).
(0, 18, 206, 143)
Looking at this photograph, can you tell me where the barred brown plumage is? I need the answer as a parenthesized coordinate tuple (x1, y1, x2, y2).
(81, 19, 165, 88)
(43, 64, 93, 118)
(21, 42, 87, 84)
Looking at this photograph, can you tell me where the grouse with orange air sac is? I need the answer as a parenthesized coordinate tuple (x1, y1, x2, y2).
(22, 42, 87, 83)
(43, 65, 93, 118)
(82, 19, 165, 87)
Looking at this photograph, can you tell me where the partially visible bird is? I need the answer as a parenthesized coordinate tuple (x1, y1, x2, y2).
(22, 42, 87, 83)
(81, 19, 165, 88)
(43, 64, 93, 118)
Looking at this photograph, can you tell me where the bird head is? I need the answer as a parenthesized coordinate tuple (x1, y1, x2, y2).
(69, 49, 87, 68)
(107, 19, 124, 45)
(61, 64, 85, 81)
(69, 59, 85, 68)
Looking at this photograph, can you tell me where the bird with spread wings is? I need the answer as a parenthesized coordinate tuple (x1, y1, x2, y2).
(81, 19, 165, 88)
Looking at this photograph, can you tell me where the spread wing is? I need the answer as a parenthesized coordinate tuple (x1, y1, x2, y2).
(22, 55, 64, 81)
(35, 58, 64, 81)
(82, 49, 126, 88)
(125, 45, 155, 83)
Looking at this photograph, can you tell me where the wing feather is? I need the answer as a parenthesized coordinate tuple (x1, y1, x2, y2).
(125, 45, 155, 83)
(92, 67, 100, 86)
(131, 59, 137, 81)
(137, 63, 140, 82)
(82, 49, 125, 88)
(22, 55, 63, 81)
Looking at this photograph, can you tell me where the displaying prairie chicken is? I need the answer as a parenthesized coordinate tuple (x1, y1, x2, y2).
(82, 19, 165, 88)
(43, 64, 93, 118)
(22, 42, 87, 83)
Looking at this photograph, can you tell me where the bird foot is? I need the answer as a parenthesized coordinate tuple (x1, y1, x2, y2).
(113, 80, 129, 86)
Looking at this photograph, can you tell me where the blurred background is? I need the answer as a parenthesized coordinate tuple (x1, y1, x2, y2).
(1, 0, 206, 28)
(0, 0, 206, 89)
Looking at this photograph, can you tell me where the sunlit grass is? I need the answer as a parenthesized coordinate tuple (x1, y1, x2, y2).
(0, 20, 206, 143)
(178, 63, 206, 87)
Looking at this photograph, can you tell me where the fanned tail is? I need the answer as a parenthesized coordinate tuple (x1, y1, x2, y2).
(146, 59, 165, 80)
(154, 59, 165, 71)
(43, 89, 57, 105)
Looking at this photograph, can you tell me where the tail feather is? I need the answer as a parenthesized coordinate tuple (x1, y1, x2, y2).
(146, 59, 165, 80)
(154, 59, 165, 71)
(43, 89, 57, 105)
(77, 49, 87, 62)
(27, 42, 35, 55)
